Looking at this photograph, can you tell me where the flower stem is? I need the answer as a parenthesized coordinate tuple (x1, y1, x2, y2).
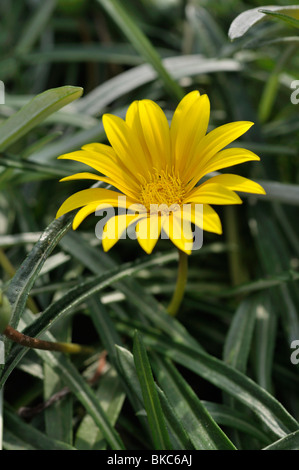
(167, 249, 188, 317)
(3, 325, 94, 355)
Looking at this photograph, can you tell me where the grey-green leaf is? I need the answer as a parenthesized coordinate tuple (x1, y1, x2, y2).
(0, 86, 83, 151)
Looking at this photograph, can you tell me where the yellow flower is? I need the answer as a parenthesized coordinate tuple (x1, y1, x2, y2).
(56, 91, 265, 254)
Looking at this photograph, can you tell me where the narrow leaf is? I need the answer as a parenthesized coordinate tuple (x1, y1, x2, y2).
(0, 86, 83, 151)
(133, 331, 172, 450)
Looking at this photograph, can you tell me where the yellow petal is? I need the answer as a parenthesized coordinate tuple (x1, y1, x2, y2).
(171, 92, 210, 174)
(181, 203, 222, 235)
(102, 213, 144, 252)
(170, 90, 201, 145)
(186, 148, 260, 192)
(73, 202, 106, 230)
(136, 214, 162, 254)
(56, 188, 135, 219)
(185, 121, 254, 183)
(202, 204, 222, 234)
(72, 199, 146, 231)
(184, 183, 242, 205)
(136, 100, 171, 170)
(125, 101, 153, 170)
(82, 142, 141, 187)
(200, 174, 266, 195)
(59, 172, 112, 183)
(102, 114, 148, 178)
(162, 213, 193, 255)
(58, 151, 140, 199)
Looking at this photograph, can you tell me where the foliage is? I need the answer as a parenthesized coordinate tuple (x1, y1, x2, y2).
(0, 0, 299, 450)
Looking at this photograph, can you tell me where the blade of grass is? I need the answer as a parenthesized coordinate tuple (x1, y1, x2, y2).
(223, 294, 259, 372)
(263, 430, 299, 450)
(75, 368, 125, 450)
(43, 317, 73, 445)
(115, 344, 188, 450)
(228, 5, 299, 40)
(0, 251, 180, 387)
(260, 9, 299, 29)
(3, 406, 76, 450)
(120, 327, 299, 439)
(20, 311, 125, 450)
(15, 0, 57, 55)
(96, 0, 183, 100)
(133, 331, 172, 450)
(0, 86, 83, 151)
(202, 401, 271, 445)
(253, 292, 277, 392)
(151, 355, 236, 450)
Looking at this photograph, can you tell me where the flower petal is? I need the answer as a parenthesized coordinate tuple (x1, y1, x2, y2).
(184, 121, 254, 182)
(59, 172, 112, 184)
(181, 203, 222, 235)
(184, 183, 242, 205)
(125, 101, 153, 170)
(186, 147, 260, 191)
(200, 174, 266, 195)
(102, 114, 149, 178)
(82, 142, 141, 186)
(58, 149, 140, 198)
(126, 100, 171, 170)
(102, 213, 144, 252)
(137, 100, 171, 170)
(171, 91, 210, 174)
(162, 213, 193, 254)
(136, 214, 162, 254)
(56, 188, 135, 219)
(72, 202, 106, 230)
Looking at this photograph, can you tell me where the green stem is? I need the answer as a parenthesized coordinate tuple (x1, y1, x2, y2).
(167, 249, 188, 317)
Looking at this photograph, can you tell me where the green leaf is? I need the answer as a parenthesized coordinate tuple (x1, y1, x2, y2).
(154, 387, 194, 451)
(59, 232, 202, 349)
(21, 44, 171, 66)
(133, 331, 172, 450)
(202, 401, 271, 445)
(43, 317, 73, 445)
(77, 56, 241, 117)
(152, 356, 236, 450)
(253, 293, 277, 392)
(3, 407, 76, 450)
(0, 291, 12, 334)
(115, 344, 188, 449)
(260, 9, 299, 29)
(96, 0, 183, 100)
(0, 86, 83, 151)
(4, 215, 72, 332)
(86, 296, 123, 365)
(228, 5, 299, 40)
(15, 0, 57, 55)
(0, 250, 179, 388)
(75, 368, 126, 450)
(223, 294, 259, 372)
(263, 430, 299, 450)
(19, 311, 125, 450)
(133, 331, 299, 439)
(0, 153, 70, 178)
(251, 207, 299, 344)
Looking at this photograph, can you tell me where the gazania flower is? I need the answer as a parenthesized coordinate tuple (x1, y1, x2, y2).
(56, 91, 265, 254)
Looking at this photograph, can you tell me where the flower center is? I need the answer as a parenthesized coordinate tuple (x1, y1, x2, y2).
(139, 171, 185, 212)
